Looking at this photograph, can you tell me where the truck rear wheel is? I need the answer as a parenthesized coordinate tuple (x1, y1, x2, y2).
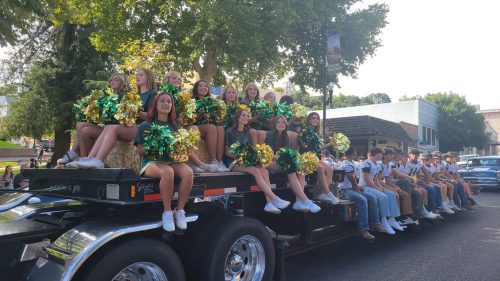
(201, 217, 275, 281)
(81, 238, 185, 281)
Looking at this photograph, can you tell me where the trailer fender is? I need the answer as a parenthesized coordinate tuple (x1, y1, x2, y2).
(29, 216, 197, 281)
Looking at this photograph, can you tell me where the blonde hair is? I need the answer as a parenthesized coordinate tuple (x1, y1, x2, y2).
(109, 73, 132, 94)
(136, 68, 157, 92)
(221, 86, 238, 105)
(242, 82, 260, 104)
(263, 91, 276, 102)
(162, 71, 182, 84)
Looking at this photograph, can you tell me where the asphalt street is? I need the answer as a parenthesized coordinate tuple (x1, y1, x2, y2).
(285, 190, 500, 281)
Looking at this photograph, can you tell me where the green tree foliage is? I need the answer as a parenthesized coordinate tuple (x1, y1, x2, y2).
(0, 0, 45, 46)
(52, 0, 388, 86)
(360, 93, 391, 104)
(398, 95, 419, 102)
(282, 1, 388, 90)
(0, 84, 17, 97)
(4, 91, 53, 145)
(425, 92, 488, 151)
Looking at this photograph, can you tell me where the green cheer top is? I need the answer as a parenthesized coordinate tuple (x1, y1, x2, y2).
(135, 119, 174, 174)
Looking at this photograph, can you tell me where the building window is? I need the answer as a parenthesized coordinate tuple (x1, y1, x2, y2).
(431, 129, 436, 146)
(422, 126, 427, 143)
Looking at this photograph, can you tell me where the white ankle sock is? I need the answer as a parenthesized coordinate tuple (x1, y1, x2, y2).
(381, 217, 395, 234)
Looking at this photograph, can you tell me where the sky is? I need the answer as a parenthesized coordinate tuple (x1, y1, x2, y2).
(1, 1, 500, 110)
(338, 0, 500, 110)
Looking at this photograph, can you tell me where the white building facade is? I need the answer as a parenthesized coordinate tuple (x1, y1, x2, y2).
(313, 98, 440, 153)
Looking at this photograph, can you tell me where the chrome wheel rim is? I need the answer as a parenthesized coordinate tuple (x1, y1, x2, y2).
(112, 262, 168, 281)
(224, 235, 265, 281)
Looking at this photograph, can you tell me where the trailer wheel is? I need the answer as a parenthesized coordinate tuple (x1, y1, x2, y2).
(202, 217, 275, 281)
(81, 238, 185, 281)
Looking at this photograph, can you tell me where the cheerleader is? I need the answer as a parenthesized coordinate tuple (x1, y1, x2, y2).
(299, 112, 339, 204)
(62, 73, 131, 167)
(221, 85, 239, 129)
(241, 82, 260, 105)
(263, 91, 277, 103)
(267, 115, 321, 213)
(68, 73, 138, 169)
(192, 80, 229, 172)
(163, 72, 218, 173)
(225, 109, 290, 214)
(135, 92, 193, 232)
(136, 68, 158, 120)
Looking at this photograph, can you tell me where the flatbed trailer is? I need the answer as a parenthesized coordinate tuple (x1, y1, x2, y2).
(0, 168, 360, 281)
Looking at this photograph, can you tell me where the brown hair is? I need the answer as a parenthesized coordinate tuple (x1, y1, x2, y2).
(221, 86, 238, 105)
(192, 80, 211, 99)
(270, 115, 289, 150)
(137, 68, 158, 92)
(231, 109, 250, 133)
(305, 112, 322, 137)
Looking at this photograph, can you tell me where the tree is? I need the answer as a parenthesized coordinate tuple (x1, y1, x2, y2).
(361, 93, 391, 104)
(398, 95, 419, 102)
(425, 92, 489, 152)
(331, 94, 361, 108)
(52, 0, 388, 86)
(4, 91, 53, 146)
(0, 0, 45, 46)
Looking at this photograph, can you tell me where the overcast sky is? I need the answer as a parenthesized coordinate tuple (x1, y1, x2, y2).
(339, 0, 500, 110)
(1, 1, 499, 110)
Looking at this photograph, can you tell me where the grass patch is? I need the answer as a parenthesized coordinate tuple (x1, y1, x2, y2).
(0, 141, 22, 149)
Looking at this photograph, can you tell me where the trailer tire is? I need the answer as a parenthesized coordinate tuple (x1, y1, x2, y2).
(80, 238, 185, 281)
(201, 217, 275, 281)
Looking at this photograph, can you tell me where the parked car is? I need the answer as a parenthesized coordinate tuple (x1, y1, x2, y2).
(40, 139, 54, 152)
(458, 156, 500, 188)
(457, 154, 479, 169)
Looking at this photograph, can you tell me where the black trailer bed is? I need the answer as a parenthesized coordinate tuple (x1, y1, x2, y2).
(23, 169, 288, 205)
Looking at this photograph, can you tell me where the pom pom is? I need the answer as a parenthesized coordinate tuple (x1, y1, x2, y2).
(74, 95, 90, 122)
(195, 97, 226, 125)
(289, 103, 308, 124)
(115, 92, 143, 127)
(176, 91, 197, 126)
(229, 142, 257, 167)
(255, 143, 274, 168)
(159, 83, 182, 96)
(143, 124, 176, 161)
(81, 88, 107, 124)
(298, 151, 319, 175)
(329, 132, 351, 153)
(171, 128, 201, 162)
(249, 100, 275, 129)
(298, 128, 324, 156)
(274, 102, 293, 120)
(276, 147, 300, 173)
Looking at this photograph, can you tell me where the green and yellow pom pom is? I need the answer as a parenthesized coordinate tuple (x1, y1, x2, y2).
(74, 95, 90, 122)
(289, 103, 308, 124)
(330, 132, 351, 153)
(298, 151, 319, 175)
(195, 97, 226, 125)
(143, 124, 176, 161)
(255, 143, 274, 168)
(115, 92, 143, 127)
(276, 147, 300, 173)
(299, 128, 324, 156)
(171, 128, 200, 162)
(229, 142, 258, 167)
(176, 91, 197, 126)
